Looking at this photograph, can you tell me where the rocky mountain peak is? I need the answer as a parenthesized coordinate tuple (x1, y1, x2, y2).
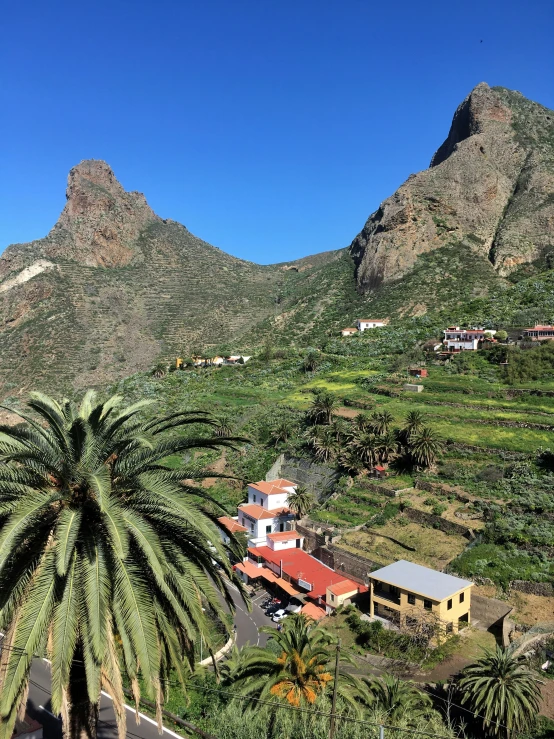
(349, 83, 554, 292)
(46, 159, 158, 268)
(430, 83, 512, 167)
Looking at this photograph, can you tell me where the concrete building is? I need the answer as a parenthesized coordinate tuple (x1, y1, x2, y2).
(443, 327, 485, 352)
(523, 324, 554, 341)
(369, 560, 473, 634)
(357, 319, 387, 331)
(237, 479, 297, 548)
(341, 328, 358, 336)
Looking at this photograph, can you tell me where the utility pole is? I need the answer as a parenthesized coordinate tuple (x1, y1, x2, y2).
(379, 726, 385, 739)
(328, 639, 341, 739)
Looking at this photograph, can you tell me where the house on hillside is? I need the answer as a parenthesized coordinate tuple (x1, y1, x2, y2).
(357, 319, 388, 332)
(522, 324, 554, 341)
(368, 560, 473, 634)
(217, 515, 248, 545)
(341, 328, 358, 337)
(225, 355, 252, 364)
(235, 533, 366, 610)
(237, 480, 297, 548)
(443, 327, 484, 352)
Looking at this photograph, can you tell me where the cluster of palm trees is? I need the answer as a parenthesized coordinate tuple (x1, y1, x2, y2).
(0, 391, 247, 739)
(304, 392, 444, 471)
(219, 613, 542, 738)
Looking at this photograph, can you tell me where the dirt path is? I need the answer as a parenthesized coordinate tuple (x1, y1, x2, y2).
(335, 407, 360, 419)
(202, 452, 227, 488)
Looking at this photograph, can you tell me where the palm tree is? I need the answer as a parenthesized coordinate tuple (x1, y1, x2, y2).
(305, 425, 337, 463)
(301, 351, 320, 373)
(371, 411, 394, 436)
(350, 431, 380, 468)
(354, 414, 372, 434)
(269, 420, 294, 447)
(215, 413, 234, 437)
(365, 674, 432, 722)
(408, 426, 444, 469)
(458, 645, 541, 738)
(398, 410, 425, 446)
(377, 430, 398, 465)
(0, 391, 247, 739)
(287, 486, 315, 519)
(307, 391, 337, 426)
(339, 448, 365, 476)
(224, 613, 365, 711)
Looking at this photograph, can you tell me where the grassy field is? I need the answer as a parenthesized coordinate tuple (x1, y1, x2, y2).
(337, 521, 469, 571)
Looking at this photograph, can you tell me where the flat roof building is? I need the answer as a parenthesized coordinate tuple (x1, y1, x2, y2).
(369, 560, 473, 634)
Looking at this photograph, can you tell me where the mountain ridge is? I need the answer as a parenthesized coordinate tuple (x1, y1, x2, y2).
(1, 82, 553, 398)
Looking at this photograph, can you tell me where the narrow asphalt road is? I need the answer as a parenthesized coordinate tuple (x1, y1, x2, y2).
(26, 584, 275, 738)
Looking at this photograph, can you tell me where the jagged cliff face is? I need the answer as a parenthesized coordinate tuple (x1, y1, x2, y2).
(0, 161, 288, 397)
(349, 83, 554, 290)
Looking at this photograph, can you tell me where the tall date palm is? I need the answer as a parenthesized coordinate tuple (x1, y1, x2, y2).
(0, 391, 246, 739)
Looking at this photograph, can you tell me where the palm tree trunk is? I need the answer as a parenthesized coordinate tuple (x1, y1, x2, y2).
(68, 646, 98, 739)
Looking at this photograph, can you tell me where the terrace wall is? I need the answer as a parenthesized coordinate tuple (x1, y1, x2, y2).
(266, 455, 339, 499)
(404, 507, 475, 539)
(510, 580, 554, 597)
(312, 545, 381, 583)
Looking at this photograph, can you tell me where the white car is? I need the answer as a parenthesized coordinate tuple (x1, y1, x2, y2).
(272, 608, 287, 623)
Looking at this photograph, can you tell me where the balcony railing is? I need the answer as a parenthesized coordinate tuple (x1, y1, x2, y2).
(373, 588, 400, 605)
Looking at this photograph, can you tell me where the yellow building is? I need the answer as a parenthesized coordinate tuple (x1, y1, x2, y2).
(369, 560, 473, 634)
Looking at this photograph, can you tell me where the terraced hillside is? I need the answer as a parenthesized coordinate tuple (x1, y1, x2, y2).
(0, 161, 346, 397)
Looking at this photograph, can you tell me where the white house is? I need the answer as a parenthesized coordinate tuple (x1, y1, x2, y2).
(217, 515, 248, 545)
(341, 328, 358, 337)
(443, 327, 485, 352)
(357, 319, 387, 332)
(237, 479, 297, 548)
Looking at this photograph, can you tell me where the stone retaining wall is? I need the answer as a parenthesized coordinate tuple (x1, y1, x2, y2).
(312, 545, 381, 583)
(404, 507, 475, 539)
(296, 523, 330, 552)
(357, 480, 400, 498)
(510, 580, 554, 597)
(266, 454, 339, 499)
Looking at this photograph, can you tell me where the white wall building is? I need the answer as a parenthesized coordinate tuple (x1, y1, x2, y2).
(357, 319, 387, 331)
(237, 479, 297, 548)
(443, 327, 485, 352)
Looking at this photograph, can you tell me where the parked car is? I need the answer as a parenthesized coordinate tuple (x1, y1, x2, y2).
(272, 609, 287, 623)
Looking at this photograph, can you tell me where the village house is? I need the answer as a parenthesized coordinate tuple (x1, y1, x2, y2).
(357, 319, 388, 332)
(225, 355, 252, 364)
(522, 324, 554, 341)
(235, 532, 366, 617)
(341, 327, 358, 337)
(217, 515, 248, 545)
(443, 327, 485, 352)
(368, 560, 473, 634)
(236, 479, 297, 548)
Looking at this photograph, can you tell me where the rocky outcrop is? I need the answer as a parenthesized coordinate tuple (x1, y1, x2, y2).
(349, 83, 554, 290)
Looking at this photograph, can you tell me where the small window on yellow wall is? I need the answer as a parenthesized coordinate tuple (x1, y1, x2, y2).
(447, 599, 453, 610)
(460, 592, 465, 603)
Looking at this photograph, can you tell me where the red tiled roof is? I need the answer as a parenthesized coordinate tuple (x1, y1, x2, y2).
(234, 560, 263, 579)
(328, 579, 360, 597)
(267, 531, 302, 541)
(239, 504, 291, 520)
(249, 480, 293, 496)
(218, 516, 248, 533)
(270, 478, 296, 488)
(373, 465, 386, 472)
(248, 546, 359, 599)
(302, 603, 327, 620)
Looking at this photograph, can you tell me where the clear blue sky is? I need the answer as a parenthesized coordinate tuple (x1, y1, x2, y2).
(1, 0, 553, 264)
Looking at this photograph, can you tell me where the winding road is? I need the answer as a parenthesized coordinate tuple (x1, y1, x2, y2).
(25, 584, 275, 738)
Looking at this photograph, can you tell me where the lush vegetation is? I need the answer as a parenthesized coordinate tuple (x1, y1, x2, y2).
(0, 392, 247, 739)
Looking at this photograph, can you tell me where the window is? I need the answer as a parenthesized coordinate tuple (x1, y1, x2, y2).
(330, 594, 335, 602)
(407, 594, 415, 605)
(252, 495, 256, 503)
(250, 524, 254, 533)
(266, 525, 271, 534)
(445, 622, 453, 633)
(460, 592, 465, 604)
(424, 599, 432, 611)
(447, 599, 452, 610)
